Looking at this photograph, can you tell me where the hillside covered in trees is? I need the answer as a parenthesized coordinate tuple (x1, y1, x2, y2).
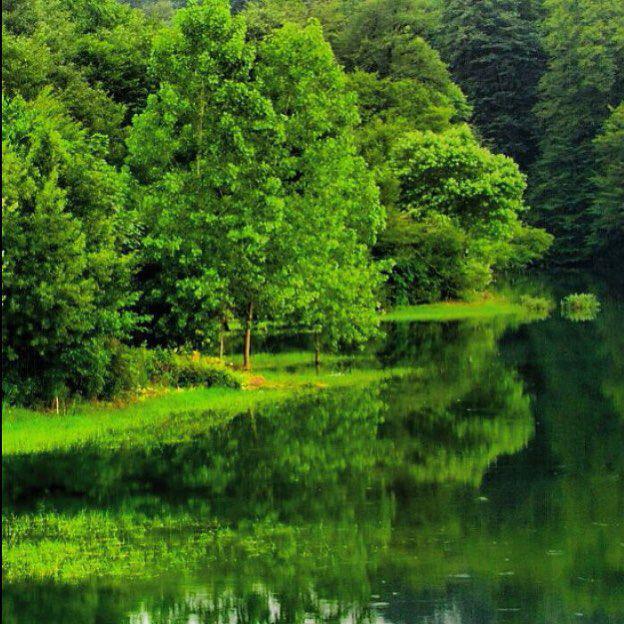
(2, 0, 622, 405)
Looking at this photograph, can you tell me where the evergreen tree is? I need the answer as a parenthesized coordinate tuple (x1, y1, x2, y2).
(589, 103, 624, 263)
(531, 0, 624, 259)
(437, 0, 545, 170)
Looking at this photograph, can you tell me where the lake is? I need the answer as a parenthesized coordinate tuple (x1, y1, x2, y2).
(3, 274, 623, 624)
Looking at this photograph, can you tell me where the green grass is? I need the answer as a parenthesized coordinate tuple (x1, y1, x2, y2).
(227, 350, 348, 370)
(2, 354, 411, 456)
(383, 298, 526, 322)
(2, 299, 545, 456)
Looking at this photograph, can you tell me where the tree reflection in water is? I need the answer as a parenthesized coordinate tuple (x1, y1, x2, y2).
(3, 301, 623, 624)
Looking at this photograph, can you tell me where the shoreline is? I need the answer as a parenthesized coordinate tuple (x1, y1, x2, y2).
(2, 296, 540, 457)
(2, 358, 413, 456)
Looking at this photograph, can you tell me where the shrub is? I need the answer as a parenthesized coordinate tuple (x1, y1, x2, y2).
(102, 344, 154, 399)
(149, 352, 243, 389)
(561, 293, 601, 321)
(4, 346, 243, 407)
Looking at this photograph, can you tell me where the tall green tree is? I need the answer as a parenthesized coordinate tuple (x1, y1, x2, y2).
(331, 0, 471, 215)
(2, 93, 135, 402)
(126, 0, 281, 364)
(531, 0, 624, 259)
(254, 21, 386, 359)
(588, 103, 624, 263)
(128, 1, 384, 368)
(437, 0, 545, 170)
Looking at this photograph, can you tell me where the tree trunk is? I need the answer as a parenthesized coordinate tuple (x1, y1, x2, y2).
(314, 334, 321, 371)
(219, 316, 226, 360)
(243, 302, 254, 371)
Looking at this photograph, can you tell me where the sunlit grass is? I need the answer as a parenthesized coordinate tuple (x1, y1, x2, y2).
(2, 357, 411, 456)
(384, 299, 526, 322)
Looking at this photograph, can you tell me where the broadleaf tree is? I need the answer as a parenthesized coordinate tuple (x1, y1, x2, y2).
(128, 1, 385, 368)
(385, 127, 552, 302)
(2, 92, 135, 402)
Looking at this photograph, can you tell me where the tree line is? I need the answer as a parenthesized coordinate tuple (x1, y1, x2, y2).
(2, 0, 617, 405)
(239, 0, 623, 262)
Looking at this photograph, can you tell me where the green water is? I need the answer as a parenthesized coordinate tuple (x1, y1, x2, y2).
(3, 277, 623, 623)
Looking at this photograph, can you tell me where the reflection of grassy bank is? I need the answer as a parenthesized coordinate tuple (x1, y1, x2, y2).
(2, 357, 411, 456)
(4, 476, 622, 618)
(2, 513, 391, 585)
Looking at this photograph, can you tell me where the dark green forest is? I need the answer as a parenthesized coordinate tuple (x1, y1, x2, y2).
(2, 0, 623, 405)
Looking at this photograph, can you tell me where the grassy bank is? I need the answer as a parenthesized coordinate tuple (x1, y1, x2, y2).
(383, 298, 526, 322)
(2, 352, 411, 456)
(3, 296, 547, 457)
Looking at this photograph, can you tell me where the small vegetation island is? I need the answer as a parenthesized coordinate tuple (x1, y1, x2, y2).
(2, 0, 623, 622)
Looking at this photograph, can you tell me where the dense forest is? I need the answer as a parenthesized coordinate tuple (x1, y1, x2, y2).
(2, 0, 623, 405)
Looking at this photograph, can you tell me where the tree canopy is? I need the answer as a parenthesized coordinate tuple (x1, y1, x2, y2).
(2, 0, 586, 404)
(530, 0, 624, 259)
(127, 1, 384, 368)
(437, 0, 545, 170)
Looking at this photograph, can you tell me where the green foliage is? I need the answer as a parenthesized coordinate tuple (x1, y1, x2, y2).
(384, 127, 551, 302)
(531, 0, 624, 258)
(97, 345, 245, 398)
(150, 351, 244, 388)
(588, 102, 624, 262)
(335, 0, 470, 214)
(437, 0, 545, 169)
(127, 0, 264, 349)
(254, 20, 386, 351)
(378, 210, 475, 303)
(244, 0, 549, 305)
(2, 92, 136, 404)
(2, 0, 155, 162)
(3, 0, 604, 402)
(128, 2, 384, 364)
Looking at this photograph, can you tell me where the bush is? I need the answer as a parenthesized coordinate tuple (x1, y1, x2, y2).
(561, 293, 601, 321)
(379, 211, 490, 304)
(102, 344, 154, 399)
(149, 352, 243, 389)
(4, 345, 243, 407)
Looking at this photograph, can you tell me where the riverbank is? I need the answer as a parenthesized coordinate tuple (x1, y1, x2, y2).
(2, 295, 545, 457)
(2, 352, 412, 456)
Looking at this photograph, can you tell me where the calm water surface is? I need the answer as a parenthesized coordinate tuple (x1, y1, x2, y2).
(3, 276, 623, 623)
